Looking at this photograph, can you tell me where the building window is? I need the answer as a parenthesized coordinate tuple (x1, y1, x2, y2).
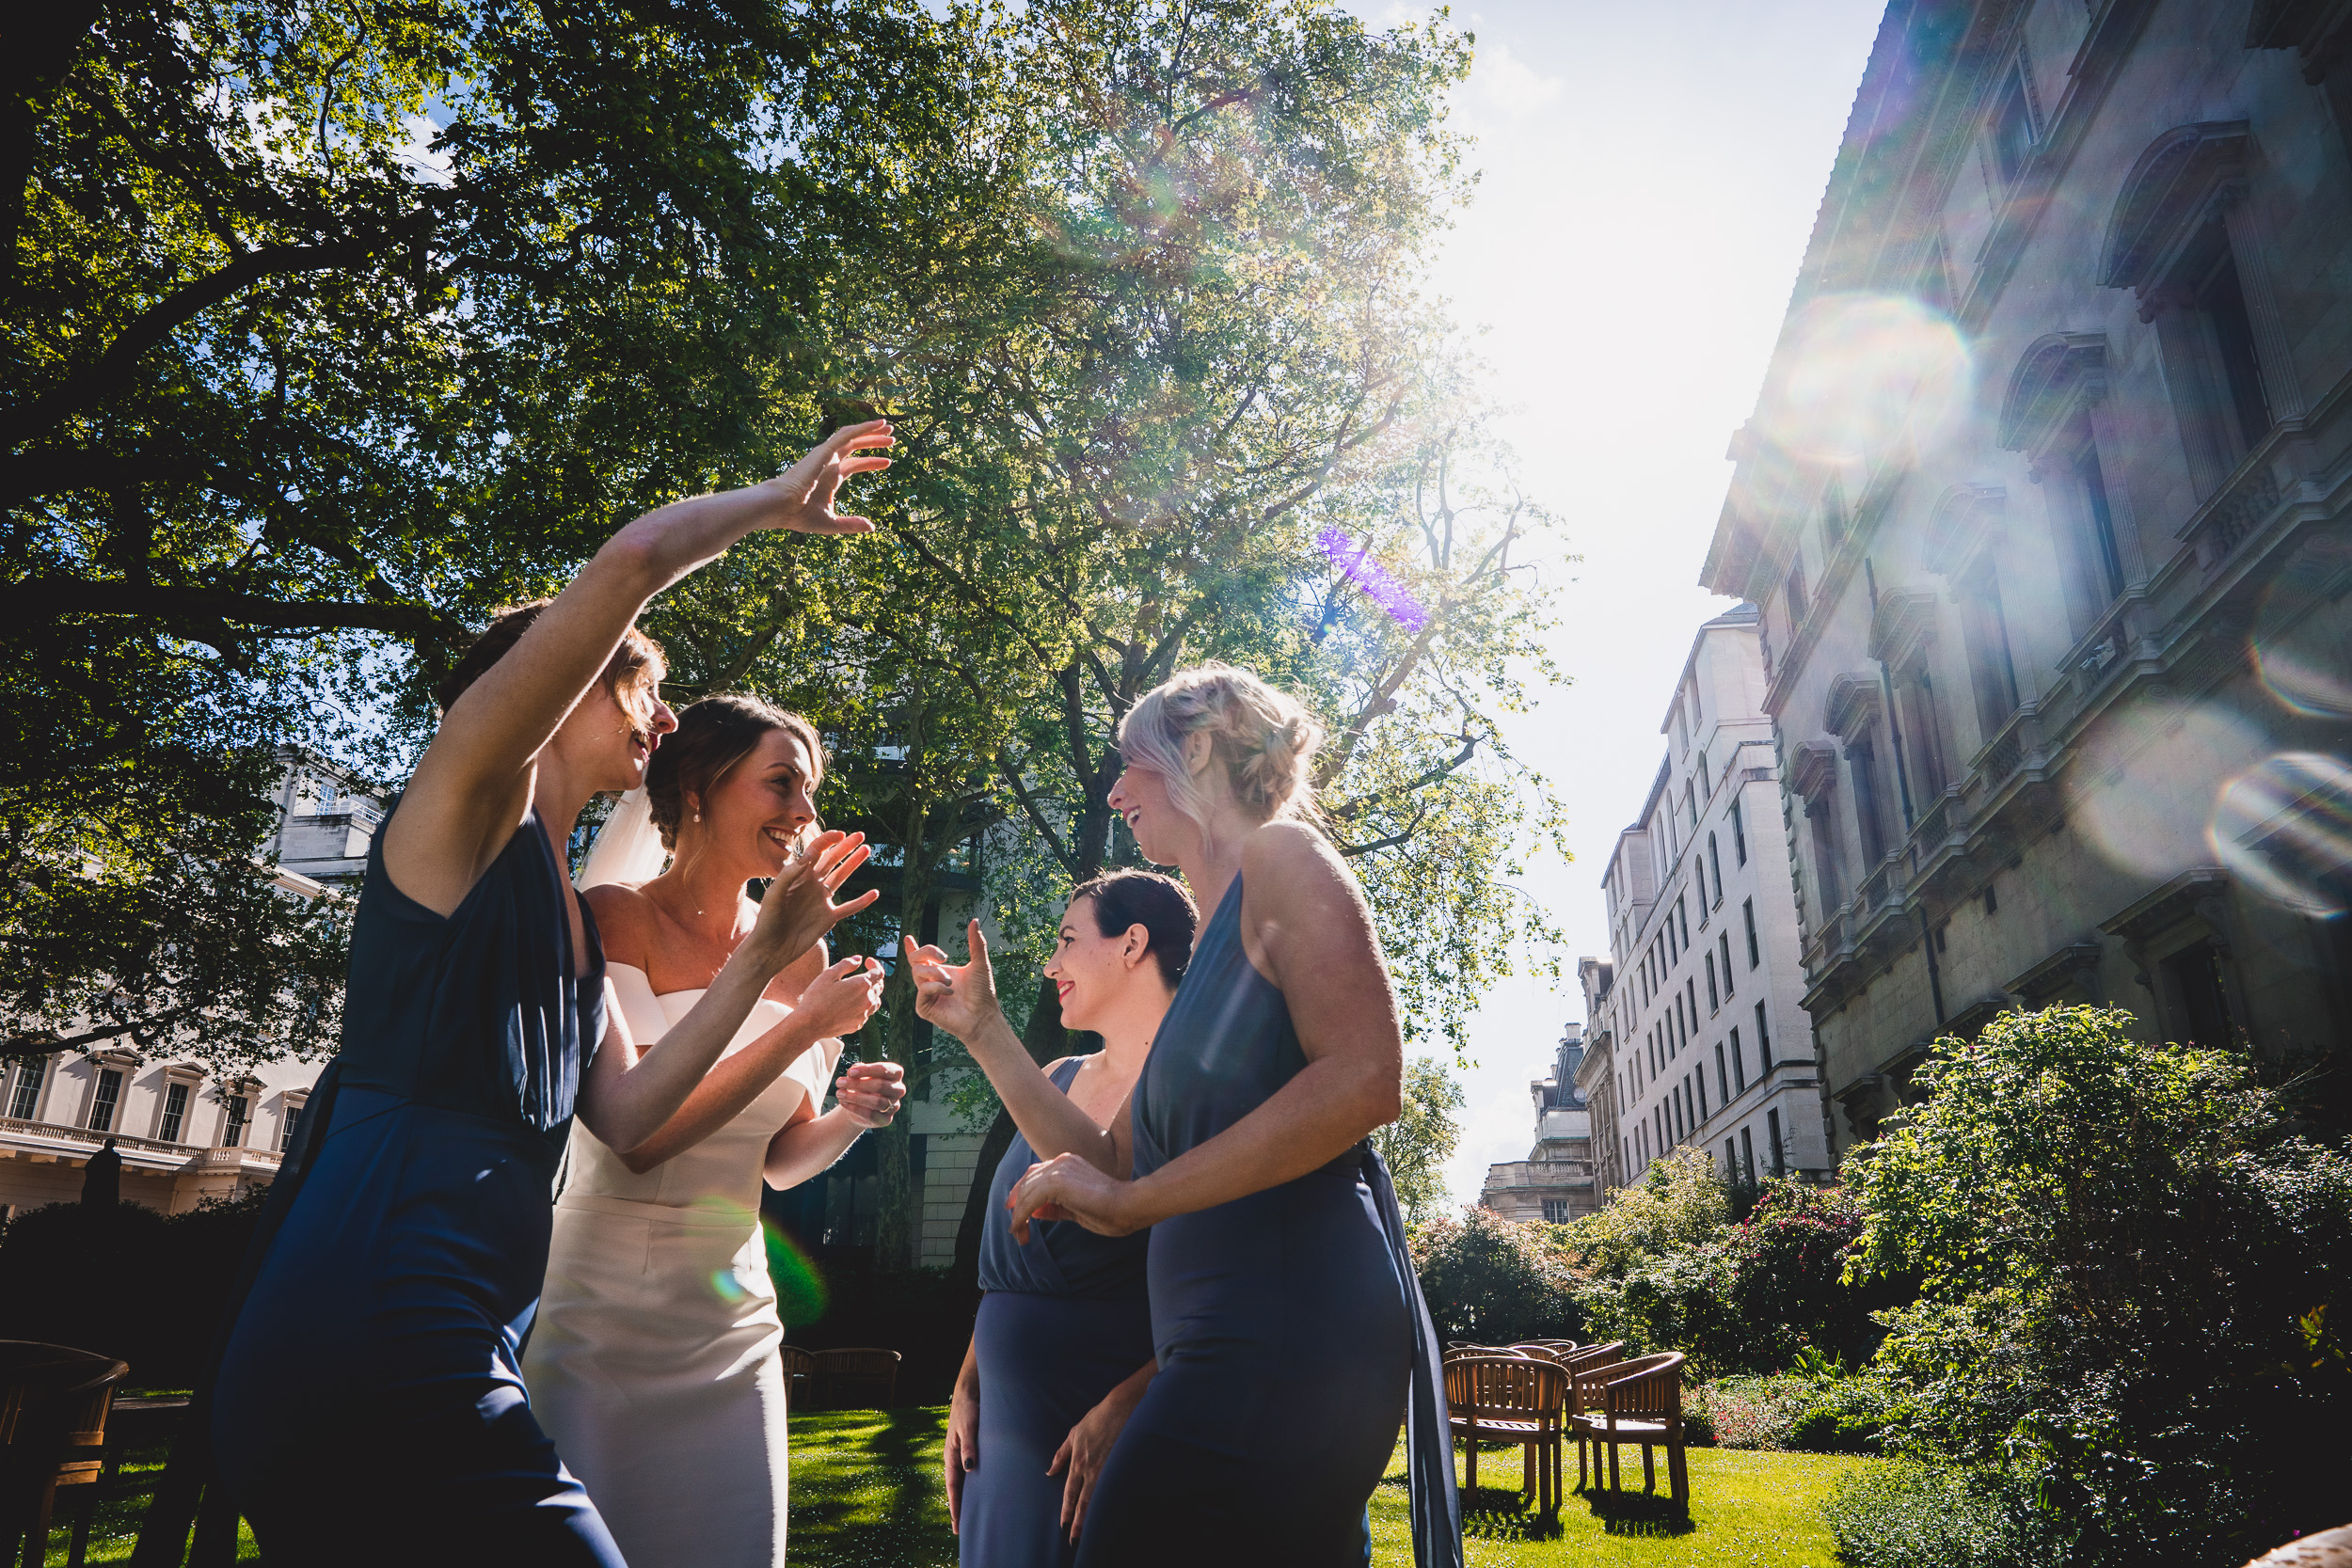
(1678, 897, 1691, 950)
(1806, 796, 1843, 911)
(1740, 1126, 1757, 1184)
(2058, 414, 2127, 622)
(1984, 52, 2038, 192)
(88, 1069, 123, 1133)
(280, 1100, 307, 1153)
(7, 1060, 45, 1121)
(1706, 953, 1720, 1012)
(1695, 1068, 1708, 1121)
(1686, 783, 1698, 832)
(1731, 800, 1747, 864)
(1724, 1138, 1740, 1182)
(1756, 1002, 1774, 1072)
(1785, 559, 1810, 631)
(1694, 855, 1707, 911)
(1708, 834, 1724, 906)
(1959, 558, 2021, 744)
(1895, 664, 1951, 800)
(223, 1095, 250, 1148)
(1850, 738, 1892, 865)
(2163, 940, 2240, 1049)
(2159, 219, 2275, 488)
(1542, 1199, 1571, 1224)
(1744, 898, 1760, 968)
(1720, 932, 1736, 997)
(1768, 1109, 1788, 1176)
(159, 1082, 190, 1144)
(1715, 1041, 1730, 1103)
(1729, 1027, 1747, 1092)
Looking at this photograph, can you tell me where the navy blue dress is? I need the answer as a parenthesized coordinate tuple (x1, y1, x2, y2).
(1075, 875, 1462, 1568)
(211, 803, 625, 1566)
(963, 1058, 1155, 1567)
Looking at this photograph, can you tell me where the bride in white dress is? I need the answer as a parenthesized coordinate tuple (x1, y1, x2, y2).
(524, 694, 905, 1568)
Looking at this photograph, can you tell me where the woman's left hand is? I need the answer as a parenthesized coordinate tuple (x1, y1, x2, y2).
(1007, 1152, 1144, 1242)
(834, 1060, 905, 1129)
(1047, 1376, 1147, 1542)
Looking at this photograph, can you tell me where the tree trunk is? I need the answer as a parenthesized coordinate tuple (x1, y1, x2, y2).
(950, 974, 1071, 1285)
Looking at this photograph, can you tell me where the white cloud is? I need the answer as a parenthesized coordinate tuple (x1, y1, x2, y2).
(398, 114, 453, 186)
(1466, 40, 1563, 124)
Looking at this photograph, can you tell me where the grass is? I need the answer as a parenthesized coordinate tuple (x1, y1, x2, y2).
(28, 1409, 1873, 1564)
(792, 1407, 1883, 1567)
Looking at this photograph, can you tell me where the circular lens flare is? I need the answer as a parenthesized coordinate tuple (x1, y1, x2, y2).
(2251, 534, 2352, 718)
(2074, 703, 2268, 881)
(762, 1218, 830, 1328)
(1757, 293, 1972, 466)
(2210, 752, 2352, 919)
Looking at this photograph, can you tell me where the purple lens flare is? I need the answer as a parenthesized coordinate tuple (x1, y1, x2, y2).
(1317, 527, 1429, 631)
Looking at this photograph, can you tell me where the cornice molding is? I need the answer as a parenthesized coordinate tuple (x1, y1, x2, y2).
(1824, 673, 1883, 743)
(2100, 120, 2251, 312)
(1995, 332, 2110, 466)
(2246, 0, 2352, 83)
(1868, 587, 1941, 670)
(1791, 740, 1842, 803)
(1922, 483, 2007, 577)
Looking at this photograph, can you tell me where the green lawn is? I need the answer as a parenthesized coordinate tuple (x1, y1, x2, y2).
(793, 1407, 1882, 1567)
(31, 1410, 1871, 1564)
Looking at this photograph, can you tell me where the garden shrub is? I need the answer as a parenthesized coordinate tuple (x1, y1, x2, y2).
(1822, 1462, 2069, 1568)
(1690, 1365, 1905, 1452)
(1410, 1205, 1580, 1345)
(1848, 1006, 2352, 1567)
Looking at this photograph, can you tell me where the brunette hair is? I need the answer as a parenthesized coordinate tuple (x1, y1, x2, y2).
(645, 693, 828, 851)
(1066, 869, 1199, 991)
(434, 600, 666, 717)
(1115, 662, 1325, 835)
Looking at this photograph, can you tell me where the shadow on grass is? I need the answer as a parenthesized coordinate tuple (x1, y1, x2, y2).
(1575, 1482, 1694, 1537)
(787, 1408, 955, 1568)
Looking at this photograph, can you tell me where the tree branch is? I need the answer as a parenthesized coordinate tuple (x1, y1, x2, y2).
(1, 578, 450, 639)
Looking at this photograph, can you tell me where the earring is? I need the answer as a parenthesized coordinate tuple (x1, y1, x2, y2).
(693, 812, 701, 823)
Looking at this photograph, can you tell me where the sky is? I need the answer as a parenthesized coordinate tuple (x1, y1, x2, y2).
(1327, 0, 1890, 1204)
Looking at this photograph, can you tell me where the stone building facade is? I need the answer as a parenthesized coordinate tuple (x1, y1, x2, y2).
(1702, 0, 2352, 1159)
(1479, 1022, 1603, 1224)
(1574, 958, 1623, 1196)
(1591, 607, 1835, 1187)
(0, 750, 371, 1216)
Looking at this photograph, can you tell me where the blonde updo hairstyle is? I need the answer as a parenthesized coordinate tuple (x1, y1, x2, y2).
(1116, 662, 1325, 841)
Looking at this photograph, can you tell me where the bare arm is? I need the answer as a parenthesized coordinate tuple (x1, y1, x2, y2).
(762, 1062, 905, 1187)
(615, 956, 883, 1174)
(576, 833, 877, 1155)
(910, 921, 1128, 1177)
(387, 421, 893, 916)
(1008, 823, 1400, 1239)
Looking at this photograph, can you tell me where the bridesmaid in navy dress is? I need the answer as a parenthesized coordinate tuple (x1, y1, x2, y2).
(1005, 664, 1464, 1568)
(206, 420, 897, 1565)
(907, 872, 1199, 1564)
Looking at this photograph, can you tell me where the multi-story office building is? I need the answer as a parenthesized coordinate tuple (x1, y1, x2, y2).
(1479, 1022, 1603, 1224)
(1574, 958, 1623, 1196)
(0, 751, 374, 1215)
(1703, 0, 2352, 1158)
(1591, 605, 1833, 1185)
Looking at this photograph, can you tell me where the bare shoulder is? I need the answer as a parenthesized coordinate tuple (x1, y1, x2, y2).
(583, 882, 660, 969)
(1241, 819, 1356, 905)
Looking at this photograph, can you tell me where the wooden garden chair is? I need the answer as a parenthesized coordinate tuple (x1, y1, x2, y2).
(1564, 1339, 1628, 1423)
(779, 1346, 815, 1411)
(0, 1341, 129, 1568)
(1570, 1351, 1689, 1508)
(1442, 1354, 1569, 1517)
(811, 1347, 900, 1410)
(1506, 1343, 1568, 1364)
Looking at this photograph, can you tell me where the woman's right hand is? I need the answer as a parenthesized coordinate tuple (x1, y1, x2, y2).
(906, 918, 1002, 1043)
(747, 831, 878, 967)
(794, 955, 885, 1039)
(945, 1375, 979, 1534)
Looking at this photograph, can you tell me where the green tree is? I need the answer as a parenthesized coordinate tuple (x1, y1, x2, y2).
(1373, 1056, 1465, 1227)
(1847, 1006, 2352, 1567)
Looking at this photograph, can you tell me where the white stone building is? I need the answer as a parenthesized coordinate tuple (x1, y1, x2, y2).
(1702, 0, 2352, 1158)
(1591, 606, 1834, 1186)
(1479, 1022, 1602, 1224)
(1575, 958, 1623, 1196)
(0, 750, 373, 1217)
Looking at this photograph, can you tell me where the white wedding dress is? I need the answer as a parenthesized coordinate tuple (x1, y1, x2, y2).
(523, 962, 840, 1568)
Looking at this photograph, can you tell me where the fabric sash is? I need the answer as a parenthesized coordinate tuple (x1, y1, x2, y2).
(1359, 1144, 1464, 1568)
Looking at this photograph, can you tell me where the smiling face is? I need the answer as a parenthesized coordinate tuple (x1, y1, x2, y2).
(688, 727, 821, 879)
(1041, 893, 1151, 1034)
(553, 677, 678, 795)
(1106, 758, 1198, 868)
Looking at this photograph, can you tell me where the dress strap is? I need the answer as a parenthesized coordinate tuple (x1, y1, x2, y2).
(1359, 1145, 1464, 1568)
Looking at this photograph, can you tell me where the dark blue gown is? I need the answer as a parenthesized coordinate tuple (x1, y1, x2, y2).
(1074, 875, 1462, 1568)
(963, 1058, 1155, 1567)
(210, 804, 626, 1566)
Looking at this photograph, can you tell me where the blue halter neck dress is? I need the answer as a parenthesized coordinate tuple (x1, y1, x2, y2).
(961, 1056, 1155, 1567)
(1073, 874, 1462, 1568)
(209, 802, 625, 1565)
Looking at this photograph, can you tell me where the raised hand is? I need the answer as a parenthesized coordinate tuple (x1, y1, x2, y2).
(795, 955, 886, 1040)
(748, 831, 879, 968)
(1007, 1152, 1144, 1243)
(751, 420, 895, 535)
(906, 918, 1001, 1044)
(833, 1059, 905, 1130)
